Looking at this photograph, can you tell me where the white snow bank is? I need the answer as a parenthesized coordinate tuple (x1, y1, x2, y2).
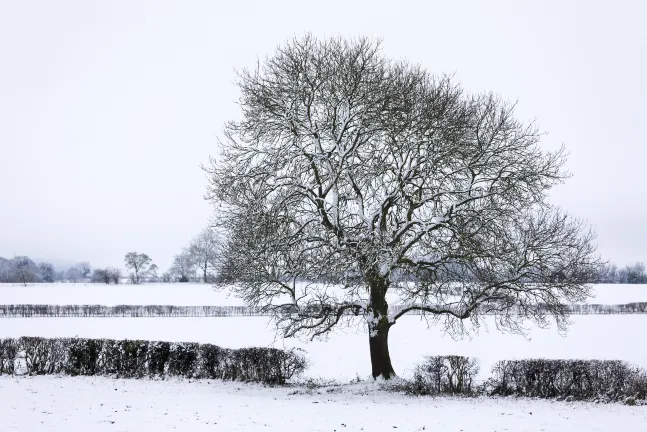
(0, 376, 644, 431)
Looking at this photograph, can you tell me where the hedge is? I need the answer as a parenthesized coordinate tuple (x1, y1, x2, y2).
(403, 355, 480, 395)
(1, 302, 646, 318)
(0, 337, 307, 384)
(487, 359, 647, 402)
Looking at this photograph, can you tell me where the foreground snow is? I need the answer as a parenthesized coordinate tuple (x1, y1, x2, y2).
(3, 315, 647, 381)
(0, 376, 644, 431)
(1, 283, 646, 306)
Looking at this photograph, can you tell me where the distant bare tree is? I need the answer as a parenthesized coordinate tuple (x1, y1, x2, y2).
(65, 266, 83, 283)
(161, 271, 173, 283)
(0, 257, 11, 282)
(626, 262, 647, 284)
(171, 250, 195, 282)
(92, 267, 122, 284)
(12, 256, 38, 286)
(92, 269, 111, 284)
(124, 252, 155, 284)
(207, 36, 602, 379)
(76, 262, 91, 279)
(108, 268, 122, 284)
(188, 228, 221, 283)
(39, 262, 56, 283)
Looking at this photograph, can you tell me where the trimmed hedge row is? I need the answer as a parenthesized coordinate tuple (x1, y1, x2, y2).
(488, 359, 647, 402)
(0, 305, 269, 318)
(399, 356, 647, 404)
(2, 302, 647, 318)
(0, 337, 307, 384)
(406, 355, 480, 395)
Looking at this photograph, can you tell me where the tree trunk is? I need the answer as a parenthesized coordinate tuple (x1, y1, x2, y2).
(368, 276, 396, 379)
(369, 319, 395, 379)
(203, 263, 208, 283)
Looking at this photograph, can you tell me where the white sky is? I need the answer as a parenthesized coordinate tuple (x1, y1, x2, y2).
(1, 0, 645, 271)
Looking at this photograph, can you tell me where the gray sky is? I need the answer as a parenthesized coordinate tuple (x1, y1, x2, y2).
(1, 0, 645, 271)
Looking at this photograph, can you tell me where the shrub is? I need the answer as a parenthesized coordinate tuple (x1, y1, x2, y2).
(167, 343, 199, 377)
(66, 338, 103, 376)
(0, 338, 19, 374)
(21, 337, 68, 375)
(0, 336, 307, 384)
(488, 359, 647, 401)
(405, 355, 480, 396)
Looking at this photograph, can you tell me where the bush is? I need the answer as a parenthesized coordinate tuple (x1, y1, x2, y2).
(66, 338, 103, 376)
(22, 337, 68, 375)
(0, 338, 18, 374)
(488, 359, 647, 402)
(0, 337, 307, 385)
(167, 343, 199, 377)
(404, 355, 480, 396)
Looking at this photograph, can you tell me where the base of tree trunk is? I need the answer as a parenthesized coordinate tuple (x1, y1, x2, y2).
(369, 324, 396, 379)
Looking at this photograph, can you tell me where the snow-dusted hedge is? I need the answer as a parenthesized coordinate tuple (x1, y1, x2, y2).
(404, 355, 480, 395)
(0, 337, 307, 384)
(0, 304, 269, 318)
(488, 359, 647, 402)
(1, 302, 647, 318)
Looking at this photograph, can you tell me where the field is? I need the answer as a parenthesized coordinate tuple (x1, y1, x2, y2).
(2, 376, 645, 431)
(1, 283, 646, 430)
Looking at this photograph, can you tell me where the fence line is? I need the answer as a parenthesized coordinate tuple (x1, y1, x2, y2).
(0, 302, 646, 318)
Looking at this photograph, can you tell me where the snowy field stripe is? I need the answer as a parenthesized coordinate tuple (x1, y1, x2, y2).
(1, 376, 645, 431)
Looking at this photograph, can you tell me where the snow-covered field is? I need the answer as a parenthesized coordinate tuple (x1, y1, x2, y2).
(1, 282, 646, 306)
(2, 283, 647, 430)
(1, 376, 644, 432)
(3, 315, 647, 381)
(0, 283, 242, 306)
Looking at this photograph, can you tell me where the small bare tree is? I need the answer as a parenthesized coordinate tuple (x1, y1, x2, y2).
(207, 36, 601, 379)
(12, 256, 38, 286)
(124, 252, 155, 284)
(39, 262, 56, 283)
(171, 250, 195, 282)
(188, 228, 220, 283)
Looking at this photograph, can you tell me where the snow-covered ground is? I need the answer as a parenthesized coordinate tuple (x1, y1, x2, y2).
(0, 376, 644, 431)
(3, 315, 647, 381)
(0, 283, 242, 306)
(1, 282, 646, 306)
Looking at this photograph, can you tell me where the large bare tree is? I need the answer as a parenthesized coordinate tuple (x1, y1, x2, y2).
(206, 36, 601, 379)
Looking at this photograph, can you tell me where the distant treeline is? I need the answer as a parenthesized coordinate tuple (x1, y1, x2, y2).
(598, 262, 647, 284)
(1, 302, 646, 318)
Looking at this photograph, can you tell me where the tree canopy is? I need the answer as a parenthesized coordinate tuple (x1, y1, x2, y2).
(206, 35, 601, 379)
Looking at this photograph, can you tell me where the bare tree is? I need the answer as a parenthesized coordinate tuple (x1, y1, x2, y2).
(171, 250, 195, 282)
(76, 262, 91, 279)
(92, 269, 111, 284)
(108, 267, 122, 284)
(39, 262, 56, 283)
(124, 252, 155, 284)
(188, 228, 220, 283)
(12, 256, 38, 286)
(206, 36, 602, 379)
(65, 266, 83, 283)
(0, 257, 11, 282)
(626, 262, 647, 284)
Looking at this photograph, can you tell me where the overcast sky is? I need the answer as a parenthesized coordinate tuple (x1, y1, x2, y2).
(0, 0, 645, 271)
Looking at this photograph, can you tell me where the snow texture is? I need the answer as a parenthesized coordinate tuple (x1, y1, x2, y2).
(0, 376, 644, 431)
